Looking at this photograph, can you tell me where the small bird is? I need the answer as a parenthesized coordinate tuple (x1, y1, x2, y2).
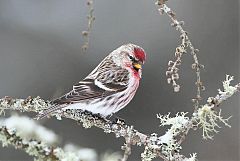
(37, 43, 146, 119)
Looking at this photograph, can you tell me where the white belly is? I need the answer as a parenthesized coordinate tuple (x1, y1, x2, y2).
(63, 100, 114, 117)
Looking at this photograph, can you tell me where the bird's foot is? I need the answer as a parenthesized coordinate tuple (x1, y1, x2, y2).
(85, 111, 105, 120)
(93, 113, 104, 119)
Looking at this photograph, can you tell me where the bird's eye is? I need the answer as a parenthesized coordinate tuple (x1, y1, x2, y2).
(129, 55, 134, 61)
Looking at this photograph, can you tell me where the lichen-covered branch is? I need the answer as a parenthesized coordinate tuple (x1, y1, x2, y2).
(156, 0, 205, 110)
(121, 126, 133, 161)
(0, 96, 187, 161)
(0, 114, 58, 145)
(0, 0, 237, 160)
(0, 126, 62, 161)
(154, 0, 239, 151)
(175, 75, 240, 144)
(0, 115, 120, 161)
(0, 75, 239, 161)
(196, 75, 239, 139)
(0, 125, 103, 161)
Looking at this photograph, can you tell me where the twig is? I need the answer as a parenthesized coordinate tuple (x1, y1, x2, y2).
(156, 0, 205, 110)
(154, 0, 207, 147)
(82, 0, 95, 52)
(121, 126, 133, 161)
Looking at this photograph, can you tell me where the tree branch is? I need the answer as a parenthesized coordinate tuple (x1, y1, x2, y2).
(82, 0, 95, 52)
(0, 1, 238, 160)
(0, 126, 61, 161)
(121, 126, 133, 161)
(0, 76, 239, 161)
(156, 0, 205, 110)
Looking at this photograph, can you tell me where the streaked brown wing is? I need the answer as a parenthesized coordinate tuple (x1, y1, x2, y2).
(52, 78, 127, 104)
(86, 55, 130, 86)
(52, 56, 130, 105)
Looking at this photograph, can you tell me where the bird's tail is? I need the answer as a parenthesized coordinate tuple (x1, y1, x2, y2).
(35, 104, 66, 120)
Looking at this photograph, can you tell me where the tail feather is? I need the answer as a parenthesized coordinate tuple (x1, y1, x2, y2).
(35, 104, 66, 120)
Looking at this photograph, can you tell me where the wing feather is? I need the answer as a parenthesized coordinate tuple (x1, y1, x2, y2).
(52, 57, 130, 105)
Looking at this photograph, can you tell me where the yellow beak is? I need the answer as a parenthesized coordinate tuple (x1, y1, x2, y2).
(133, 63, 142, 70)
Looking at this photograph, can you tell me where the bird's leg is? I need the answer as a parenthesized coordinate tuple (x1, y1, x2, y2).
(83, 110, 105, 120)
(93, 113, 104, 119)
(82, 110, 92, 116)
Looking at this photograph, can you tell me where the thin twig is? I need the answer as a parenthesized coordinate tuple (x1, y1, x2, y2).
(82, 0, 95, 52)
(156, 1, 205, 110)
(121, 126, 133, 161)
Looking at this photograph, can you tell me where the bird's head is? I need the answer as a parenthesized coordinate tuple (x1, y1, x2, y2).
(111, 43, 146, 78)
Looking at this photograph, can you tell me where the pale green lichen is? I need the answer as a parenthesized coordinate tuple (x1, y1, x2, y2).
(0, 99, 9, 115)
(25, 141, 49, 158)
(196, 75, 237, 140)
(0, 96, 51, 114)
(156, 112, 190, 159)
(141, 146, 157, 161)
(25, 96, 51, 112)
(219, 75, 236, 96)
(158, 130, 182, 159)
(1, 126, 95, 161)
(0, 127, 57, 160)
(157, 112, 189, 134)
(54, 148, 79, 161)
(183, 153, 197, 161)
(0, 115, 58, 144)
(81, 117, 94, 128)
(0, 130, 9, 147)
(197, 105, 231, 139)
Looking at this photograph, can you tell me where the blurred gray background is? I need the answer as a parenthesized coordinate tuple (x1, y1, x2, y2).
(0, 0, 239, 160)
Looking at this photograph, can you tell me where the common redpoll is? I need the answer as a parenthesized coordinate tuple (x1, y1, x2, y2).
(37, 43, 146, 119)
